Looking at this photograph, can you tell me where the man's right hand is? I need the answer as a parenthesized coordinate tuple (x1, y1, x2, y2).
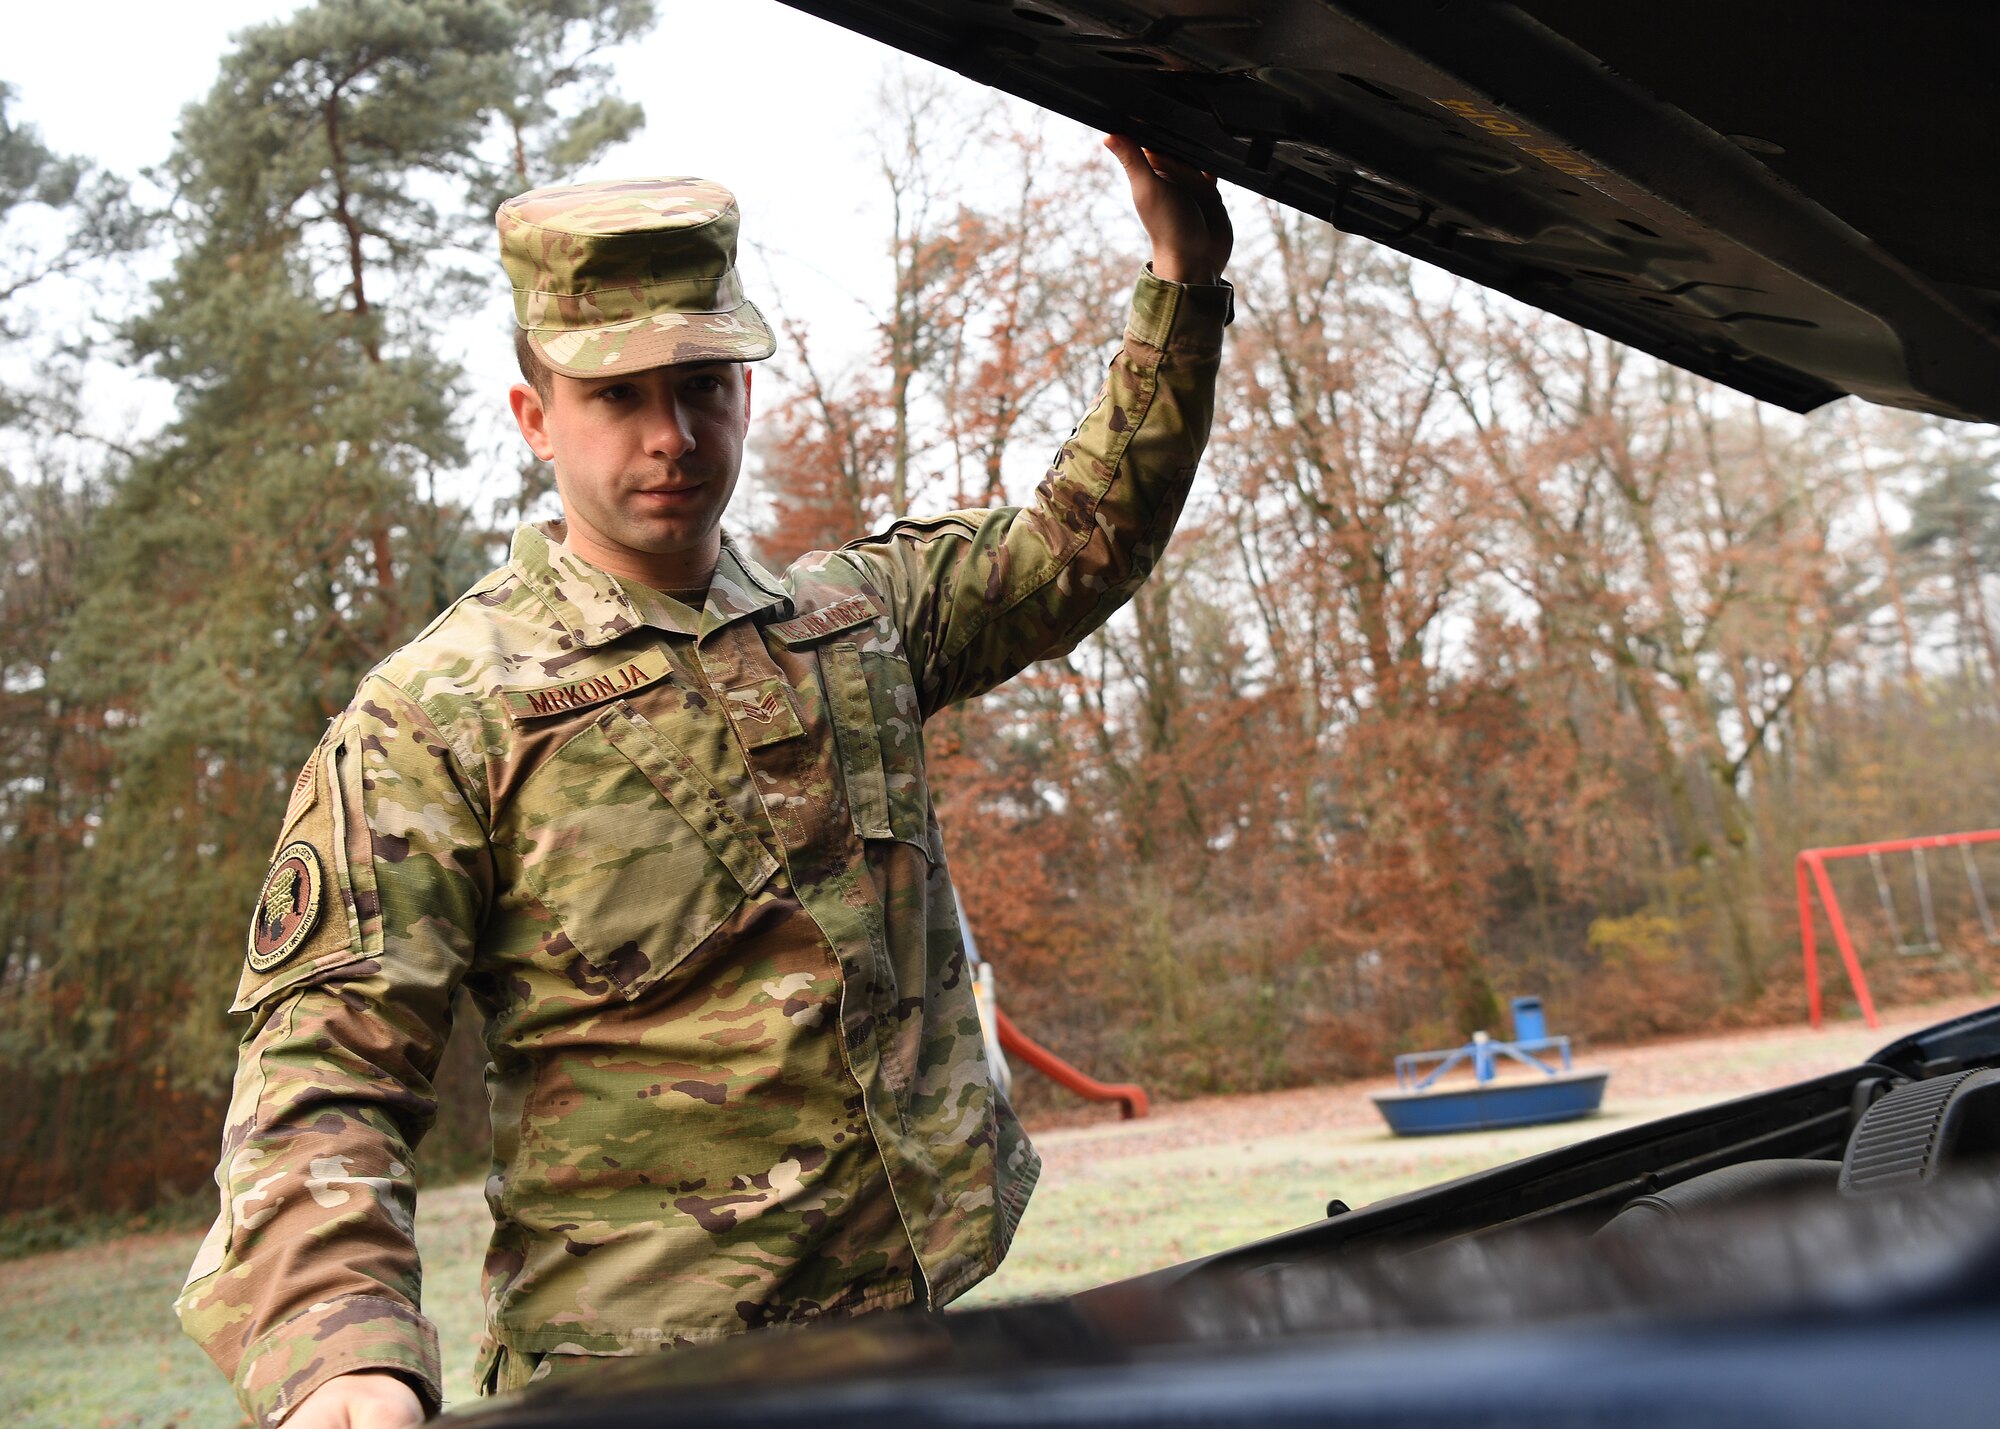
(285, 1371, 426, 1428)
(1103, 133, 1233, 287)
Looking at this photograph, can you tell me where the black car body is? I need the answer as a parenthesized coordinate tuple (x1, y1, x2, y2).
(452, 1002, 2000, 1428)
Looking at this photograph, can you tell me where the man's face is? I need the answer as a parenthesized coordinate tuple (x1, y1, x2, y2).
(510, 360, 753, 584)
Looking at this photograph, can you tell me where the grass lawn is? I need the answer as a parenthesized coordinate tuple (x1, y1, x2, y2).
(1, 1177, 494, 1428)
(0, 1000, 1964, 1427)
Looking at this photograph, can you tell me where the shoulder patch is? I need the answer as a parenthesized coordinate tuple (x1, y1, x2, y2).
(248, 841, 323, 973)
(502, 649, 672, 722)
(768, 595, 879, 646)
(281, 754, 317, 831)
(231, 741, 365, 1013)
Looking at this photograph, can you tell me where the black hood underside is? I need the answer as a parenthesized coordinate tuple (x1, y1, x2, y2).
(781, 0, 2000, 425)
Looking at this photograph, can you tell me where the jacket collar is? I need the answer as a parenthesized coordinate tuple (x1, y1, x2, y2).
(707, 537, 792, 632)
(511, 522, 791, 648)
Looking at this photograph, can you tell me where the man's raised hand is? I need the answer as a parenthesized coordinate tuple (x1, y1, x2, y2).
(1104, 134, 1233, 286)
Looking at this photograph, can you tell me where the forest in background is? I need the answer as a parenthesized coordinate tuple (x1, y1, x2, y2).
(4, 0, 1999, 1224)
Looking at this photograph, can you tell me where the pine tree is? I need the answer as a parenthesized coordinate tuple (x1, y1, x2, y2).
(0, 83, 152, 1211)
(5, 0, 656, 1213)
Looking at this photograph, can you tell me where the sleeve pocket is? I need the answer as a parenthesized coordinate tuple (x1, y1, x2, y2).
(822, 642, 894, 840)
(821, 641, 941, 862)
(231, 738, 373, 1014)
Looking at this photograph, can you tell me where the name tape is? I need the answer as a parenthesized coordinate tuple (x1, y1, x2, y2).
(769, 595, 878, 645)
(503, 651, 672, 720)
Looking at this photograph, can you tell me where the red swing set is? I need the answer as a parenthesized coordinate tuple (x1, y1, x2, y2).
(1797, 828, 2000, 1029)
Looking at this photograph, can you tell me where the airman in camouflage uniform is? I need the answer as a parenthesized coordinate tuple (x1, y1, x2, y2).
(178, 141, 1232, 1427)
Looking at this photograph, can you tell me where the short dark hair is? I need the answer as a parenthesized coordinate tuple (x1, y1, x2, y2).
(513, 328, 553, 400)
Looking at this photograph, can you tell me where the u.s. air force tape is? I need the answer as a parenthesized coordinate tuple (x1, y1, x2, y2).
(247, 840, 324, 972)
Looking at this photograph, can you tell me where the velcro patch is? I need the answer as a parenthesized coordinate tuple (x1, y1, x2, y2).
(248, 841, 323, 973)
(276, 750, 318, 845)
(723, 678, 806, 748)
(503, 650, 672, 721)
(768, 595, 878, 646)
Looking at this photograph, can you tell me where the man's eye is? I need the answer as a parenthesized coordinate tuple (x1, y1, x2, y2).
(595, 384, 635, 402)
(685, 375, 723, 394)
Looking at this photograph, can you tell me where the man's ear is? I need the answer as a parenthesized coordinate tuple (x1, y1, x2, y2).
(510, 383, 556, 463)
(740, 364, 754, 429)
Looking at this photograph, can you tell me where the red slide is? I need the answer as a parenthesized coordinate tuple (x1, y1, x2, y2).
(993, 1006, 1150, 1119)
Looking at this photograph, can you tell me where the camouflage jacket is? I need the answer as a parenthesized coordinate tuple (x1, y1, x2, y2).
(176, 270, 1230, 1426)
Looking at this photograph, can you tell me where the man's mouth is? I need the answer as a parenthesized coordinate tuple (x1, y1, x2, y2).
(632, 484, 704, 506)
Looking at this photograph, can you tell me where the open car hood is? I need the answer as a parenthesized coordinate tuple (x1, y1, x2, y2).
(780, 0, 2000, 425)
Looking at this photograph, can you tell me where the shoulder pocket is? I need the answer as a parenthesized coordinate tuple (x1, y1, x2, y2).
(230, 733, 372, 1014)
(821, 641, 941, 862)
(516, 702, 779, 1000)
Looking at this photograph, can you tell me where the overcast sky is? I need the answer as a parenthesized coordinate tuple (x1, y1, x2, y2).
(7, 0, 1132, 513)
(9, 0, 1114, 369)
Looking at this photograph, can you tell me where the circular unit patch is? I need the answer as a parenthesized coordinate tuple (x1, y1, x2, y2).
(248, 841, 324, 973)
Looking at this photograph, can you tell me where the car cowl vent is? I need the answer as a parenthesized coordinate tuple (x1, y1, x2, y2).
(1840, 1067, 2000, 1196)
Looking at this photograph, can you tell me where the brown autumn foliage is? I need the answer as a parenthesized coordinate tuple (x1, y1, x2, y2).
(8, 77, 2000, 1218)
(752, 98, 2000, 1122)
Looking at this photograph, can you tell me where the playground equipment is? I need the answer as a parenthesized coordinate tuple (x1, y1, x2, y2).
(993, 1006, 1150, 1120)
(1797, 829, 2000, 1030)
(957, 890, 1150, 1119)
(1369, 996, 1608, 1136)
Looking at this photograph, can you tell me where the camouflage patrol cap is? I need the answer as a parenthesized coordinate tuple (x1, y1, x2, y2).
(498, 177, 777, 378)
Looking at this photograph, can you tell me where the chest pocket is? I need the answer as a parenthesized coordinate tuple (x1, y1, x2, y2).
(517, 702, 778, 1000)
(821, 641, 941, 861)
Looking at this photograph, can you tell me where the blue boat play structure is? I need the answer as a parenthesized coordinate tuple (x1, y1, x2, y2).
(1370, 996, 1609, 1136)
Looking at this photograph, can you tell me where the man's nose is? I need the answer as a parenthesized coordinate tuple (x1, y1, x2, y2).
(644, 395, 695, 459)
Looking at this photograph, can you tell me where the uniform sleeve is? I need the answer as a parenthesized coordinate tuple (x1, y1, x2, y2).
(175, 675, 491, 1427)
(838, 267, 1230, 714)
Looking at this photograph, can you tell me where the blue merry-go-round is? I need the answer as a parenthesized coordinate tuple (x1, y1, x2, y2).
(1369, 996, 1609, 1136)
